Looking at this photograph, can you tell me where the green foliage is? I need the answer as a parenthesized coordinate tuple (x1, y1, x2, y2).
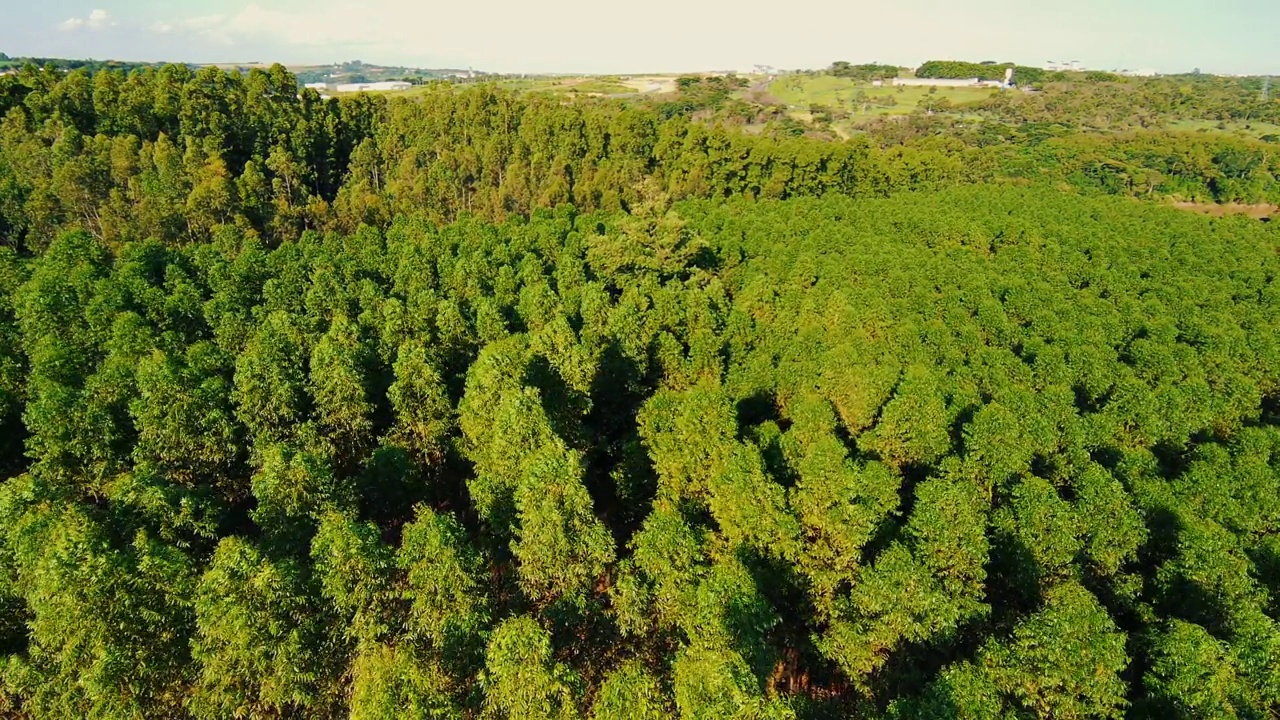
(387, 340, 454, 462)
(250, 437, 352, 541)
(982, 582, 1129, 718)
(592, 661, 671, 720)
(915, 60, 1044, 84)
(612, 506, 709, 637)
(2, 61, 1278, 258)
(993, 476, 1082, 579)
(190, 537, 328, 718)
(829, 61, 900, 81)
(788, 396, 900, 606)
(482, 616, 581, 720)
(131, 342, 240, 485)
(309, 314, 375, 453)
(823, 475, 990, 682)
(1072, 464, 1145, 577)
(398, 506, 490, 657)
(1145, 620, 1245, 718)
(311, 511, 398, 644)
(0, 476, 195, 718)
(673, 643, 794, 720)
(859, 365, 951, 468)
(232, 311, 311, 447)
(349, 642, 457, 719)
(511, 444, 616, 602)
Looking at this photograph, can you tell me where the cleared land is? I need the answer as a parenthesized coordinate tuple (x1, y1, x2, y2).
(621, 76, 679, 94)
(1172, 201, 1278, 220)
(767, 75, 999, 117)
(352, 75, 681, 98)
(493, 75, 680, 96)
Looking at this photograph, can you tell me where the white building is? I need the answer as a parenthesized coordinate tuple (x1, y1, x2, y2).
(335, 80, 412, 93)
(1047, 60, 1084, 72)
(304, 82, 330, 91)
(1119, 68, 1158, 78)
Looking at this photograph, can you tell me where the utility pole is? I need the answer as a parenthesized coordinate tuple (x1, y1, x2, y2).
(1263, 77, 1271, 102)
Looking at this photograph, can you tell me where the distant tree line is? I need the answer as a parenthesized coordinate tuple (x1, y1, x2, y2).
(2, 63, 1278, 258)
(0, 57, 176, 75)
(655, 75, 752, 120)
(828, 62, 900, 81)
(915, 60, 1046, 85)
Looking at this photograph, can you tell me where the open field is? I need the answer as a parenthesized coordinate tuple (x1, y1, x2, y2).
(767, 74, 999, 117)
(566, 77, 635, 95)
(337, 74, 682, 99)
(621, 75, 679, 94)
(328, 76, 623, 98)
(488, 74, 680, 97)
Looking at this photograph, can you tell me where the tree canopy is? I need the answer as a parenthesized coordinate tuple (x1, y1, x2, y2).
(0, 60, 1278, 719)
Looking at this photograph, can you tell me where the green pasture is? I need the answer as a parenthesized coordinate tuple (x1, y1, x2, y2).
(768, 75, 999, 117)
(489, 76, 633, 95)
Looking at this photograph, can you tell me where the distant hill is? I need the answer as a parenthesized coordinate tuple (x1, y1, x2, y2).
(0, 54, 485, 85)
(0, 54, 177, 75)
(287, 60, 480, 85)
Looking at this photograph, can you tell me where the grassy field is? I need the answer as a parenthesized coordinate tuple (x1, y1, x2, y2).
(767, 75, 998, 117)
(362, 75, 666, 99)
(765, 76, 1280, 142)
(512, 77, 635, 95)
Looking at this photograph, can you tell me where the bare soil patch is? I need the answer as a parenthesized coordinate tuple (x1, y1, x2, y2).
(1172, 202, 1278, 220)
(621, 76, 677, 94)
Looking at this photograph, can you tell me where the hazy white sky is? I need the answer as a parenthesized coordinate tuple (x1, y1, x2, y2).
(2, 0, 1278, 74)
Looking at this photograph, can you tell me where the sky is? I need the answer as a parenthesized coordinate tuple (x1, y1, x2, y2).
(1, 0, 1278, 75)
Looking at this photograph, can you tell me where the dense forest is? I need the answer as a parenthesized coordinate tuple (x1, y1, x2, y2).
(0, 60, 1278, 719)
(913, 61, 1046, 85)
(963, 74, 1280, 130)
(827, 64, 901, 82)
(2, 62, 1280, 256)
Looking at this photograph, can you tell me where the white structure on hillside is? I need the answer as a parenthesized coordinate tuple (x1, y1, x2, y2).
(1119, 68, 1158, 77)
(334, 80, 412, 93)
(1047, 60, 1084, 72)
(304, 82, 329, 91)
